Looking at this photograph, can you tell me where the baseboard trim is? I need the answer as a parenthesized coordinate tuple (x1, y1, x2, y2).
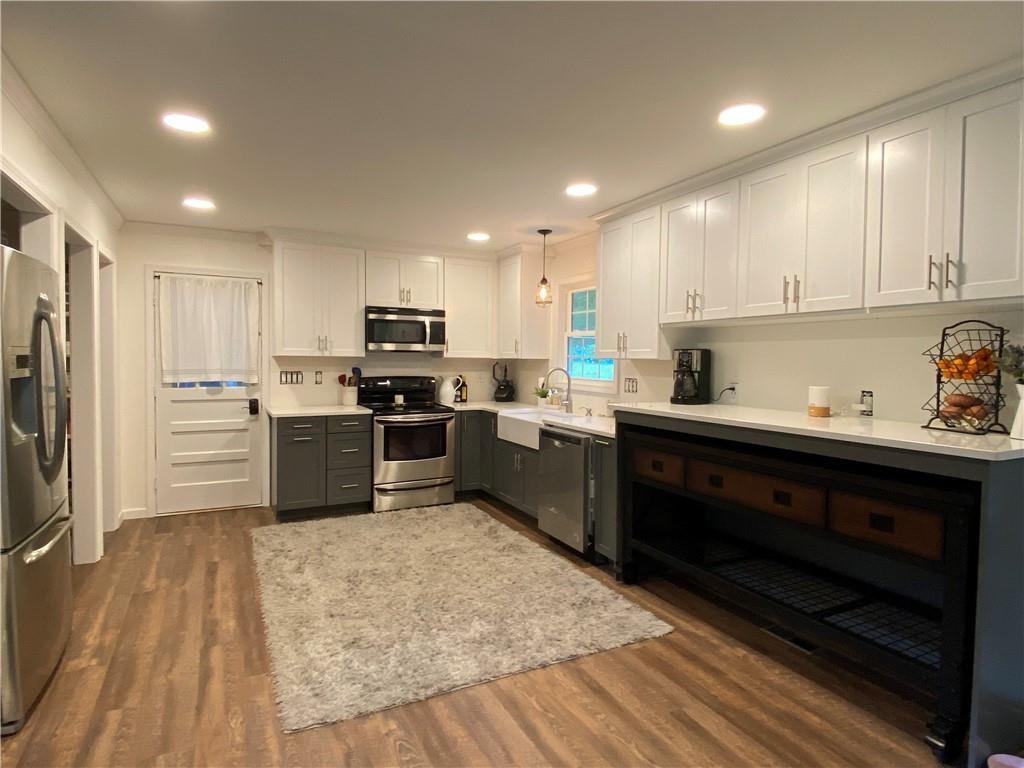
(121, 506, 150, 520)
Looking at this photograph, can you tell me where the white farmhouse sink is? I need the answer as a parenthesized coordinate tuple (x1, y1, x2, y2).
(496, 410, 545, 449)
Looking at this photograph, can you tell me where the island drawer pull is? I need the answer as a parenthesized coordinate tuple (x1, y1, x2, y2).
(869, 512, 896, 533)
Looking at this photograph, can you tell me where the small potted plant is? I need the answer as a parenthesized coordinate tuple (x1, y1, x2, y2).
(996, 343, 1024, 439)
(533, 386, 549, 407)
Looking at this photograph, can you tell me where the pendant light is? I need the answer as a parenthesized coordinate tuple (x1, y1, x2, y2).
(535, 228, 553, 306)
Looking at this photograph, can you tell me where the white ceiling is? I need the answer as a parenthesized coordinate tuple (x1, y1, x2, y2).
(2, 2, 1021, 251)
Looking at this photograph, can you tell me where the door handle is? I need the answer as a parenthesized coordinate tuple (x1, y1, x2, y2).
(22, 519, 71, 565)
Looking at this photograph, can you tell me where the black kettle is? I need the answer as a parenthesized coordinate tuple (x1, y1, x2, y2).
(492, 362, 516, 402)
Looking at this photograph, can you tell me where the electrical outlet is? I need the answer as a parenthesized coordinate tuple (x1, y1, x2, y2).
(315, 371, 323, 384)
(624, 377, 639, 394)
(724, 381, 739, 403)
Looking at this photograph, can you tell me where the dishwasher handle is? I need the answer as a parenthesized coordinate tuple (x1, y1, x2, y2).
(540, 427, 588, 446)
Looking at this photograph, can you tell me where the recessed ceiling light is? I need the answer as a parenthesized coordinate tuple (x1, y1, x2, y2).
(565, 183, 598, 197)
(182, 197, 216, 210)
(466, 232, 491, 242)
(718, 103, 766, 127)
(162, 113, 210, 134)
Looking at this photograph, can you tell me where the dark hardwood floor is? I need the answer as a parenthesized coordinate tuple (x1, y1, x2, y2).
(1, 497, 936, 767)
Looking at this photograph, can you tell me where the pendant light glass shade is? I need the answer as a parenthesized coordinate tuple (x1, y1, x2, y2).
(535, 228, 553, 306)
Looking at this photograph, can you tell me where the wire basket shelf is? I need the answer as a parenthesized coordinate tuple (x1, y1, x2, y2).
(921, 319, 1008, 435)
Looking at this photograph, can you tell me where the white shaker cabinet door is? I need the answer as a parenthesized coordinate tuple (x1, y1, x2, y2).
(737, 160, 803, 317)
(944, 82, 1024, 302)
(365, 251, 403, 306)
(402, 255, 444, 310)
(597, 219, 630, 358)
(445, 258, 494, 357)
(274, 241, 322, 356)
(865, 109, 946, 307)
(625, 206, 666, 359)
(497, 254, 522, 358)
(660, 194, 702, 324)
(321, 246, 365, 357)
(696, 179, 740, 320)
(797, 135, 868, 313)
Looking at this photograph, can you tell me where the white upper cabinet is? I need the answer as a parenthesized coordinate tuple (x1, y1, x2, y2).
(696, 179, 740, 321)
(597, 206, 669, 359)
(321, 246, 365, 356)
(737, 160, 803, 317)
(496, 248, 549, 359)
(365, 251, 444, 309)
(943, 82, 1024, 302)
(444, 257, 494, 358)
(797, 136, 867, 313)
(274, 241, 365, 356)
(659, 194, 701, 324)
(865, 108, 947, 307)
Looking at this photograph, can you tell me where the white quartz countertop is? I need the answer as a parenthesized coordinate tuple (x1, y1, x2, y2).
(455, 402, 617, 439)
(451, 401, 537, 413)
(609, 402, 1024, 461)
(265, 404, 372, 418)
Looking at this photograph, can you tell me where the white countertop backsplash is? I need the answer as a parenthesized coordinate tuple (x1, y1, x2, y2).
(609, 402, 1023, 461)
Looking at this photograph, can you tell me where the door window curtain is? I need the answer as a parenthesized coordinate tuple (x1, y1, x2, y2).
(158, 274, 260, 384)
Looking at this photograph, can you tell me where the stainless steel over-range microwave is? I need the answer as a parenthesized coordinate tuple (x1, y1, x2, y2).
(365, 306, 446, 353)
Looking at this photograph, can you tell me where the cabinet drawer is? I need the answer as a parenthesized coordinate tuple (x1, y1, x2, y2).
(633, 447, 686, 488)
(829, 492, 944, 561)
(327, 414, 371, 433)
(686, 459, 826, 527)
(326, 433, 371, 469)
(277, 417, 325, 436)
(326, 469, 371, 505)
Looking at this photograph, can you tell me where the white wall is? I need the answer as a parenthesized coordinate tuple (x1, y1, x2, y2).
(116, 223, 270, 516)
(511, 233, 1024, 423)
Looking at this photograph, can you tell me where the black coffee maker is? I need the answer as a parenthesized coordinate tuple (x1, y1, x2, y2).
(671, 349, 711, 404)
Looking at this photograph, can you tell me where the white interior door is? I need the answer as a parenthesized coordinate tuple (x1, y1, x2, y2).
(155, 385, 262, 514)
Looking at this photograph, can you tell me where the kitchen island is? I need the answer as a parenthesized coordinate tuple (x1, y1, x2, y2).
(611, 403, 1022, 766)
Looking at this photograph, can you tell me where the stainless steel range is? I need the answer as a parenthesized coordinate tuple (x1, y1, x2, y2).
(358, 376, 455, 511)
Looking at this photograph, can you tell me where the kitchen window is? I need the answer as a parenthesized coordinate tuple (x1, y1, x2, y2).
(565, 287, 616, 393)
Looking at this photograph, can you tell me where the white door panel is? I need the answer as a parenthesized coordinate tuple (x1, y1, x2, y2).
(322, 246, 365, 356)
(402, 256, 444, 309)
(660, 194, 701, 324)
(445, 258, 494, 357)
(866, 109, 946, 307)
(274, 242, 321, 355)
(799, 136, 868, 313)
(365, 252, 403, 306)
(497, 255, 521, 357)
(597, 221, 629, 357)
(945, 83, 1024, 301)
(625, 206, 664, 358)
(697, 179, 740, 320)
(155, 386, 262, 514)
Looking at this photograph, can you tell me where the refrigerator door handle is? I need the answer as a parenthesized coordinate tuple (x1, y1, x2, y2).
(32, 293, 68, 484)
(22, 519, 71, 565)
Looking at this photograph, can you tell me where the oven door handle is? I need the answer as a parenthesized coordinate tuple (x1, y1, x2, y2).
(375, 414, 455, 425)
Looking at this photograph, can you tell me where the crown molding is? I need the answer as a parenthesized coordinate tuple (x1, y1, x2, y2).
(2, 53, 125, 228)
(592, 58, 1024, 224)
(263, 226, 495, 259)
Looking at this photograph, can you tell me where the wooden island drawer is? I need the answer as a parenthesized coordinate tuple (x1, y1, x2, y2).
(632, 447, 686, 488)
(829, 492, 944, 561)
(686, 459, 826, 527)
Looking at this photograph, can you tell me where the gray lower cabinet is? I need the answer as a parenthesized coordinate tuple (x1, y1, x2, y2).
(272, 414, 371, 513)
(591, 437, 618, 562)
(456, 412, 481, 491)
(275, 423, 327, 512)
(480, 413, 496, 491)
(493, 438, 538, 518)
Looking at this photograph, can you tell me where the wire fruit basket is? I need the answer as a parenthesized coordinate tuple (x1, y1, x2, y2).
(921, 319, 1008, 435)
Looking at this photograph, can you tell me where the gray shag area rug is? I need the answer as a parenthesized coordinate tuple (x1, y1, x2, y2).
(250, 502, 672, 732)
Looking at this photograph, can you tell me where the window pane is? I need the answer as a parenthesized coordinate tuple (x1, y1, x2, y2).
(571, 290, 588, 312)
(586, 289, 596, 311)
(571, 311, 588, 332)
(567, 334, 615, 383)
(585, 310, 596, 331)
(598, 359, 615, 381)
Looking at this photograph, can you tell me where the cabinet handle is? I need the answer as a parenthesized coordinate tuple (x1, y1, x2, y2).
(944, 253, 956, 289)
(514, 338, 519, 355)
(928, 255, 939, 290)
(792, 274, 800, 309)
(340, 421, 359, 426)
(340, 448, 359, 453)
(594, 439, 611, 446)
(869, 512, 895, 533)
(708, 473, 724, 488)
(292, 436, 313, 442)
(685, 290, 692, 317)
(693, 291, 701, 314)
(339, 483, 359, 490)
(623, 333, 627, 357)
(782, 275, 790, 307)
(292, 424, 313, 429)
(407, 288, 412, 304)
(772, 489, 792, 507)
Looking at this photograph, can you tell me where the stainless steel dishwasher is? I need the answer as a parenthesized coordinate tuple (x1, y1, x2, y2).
(537, 426, 592, 554)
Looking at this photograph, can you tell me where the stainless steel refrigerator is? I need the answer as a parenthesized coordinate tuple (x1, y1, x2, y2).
(1, 246, 72, 735)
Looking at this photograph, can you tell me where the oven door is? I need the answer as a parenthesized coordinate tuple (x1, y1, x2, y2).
(365, 312, 445, 352)
(374, 413, 455, 484)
